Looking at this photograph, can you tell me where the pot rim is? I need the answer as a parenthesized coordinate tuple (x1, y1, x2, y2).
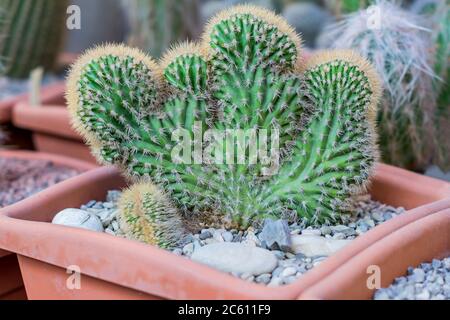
(0, 164, 449, 299)
(299, 209, 450, 300)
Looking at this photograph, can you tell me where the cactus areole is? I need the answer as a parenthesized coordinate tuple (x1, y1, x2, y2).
(67, 5, 381, 237)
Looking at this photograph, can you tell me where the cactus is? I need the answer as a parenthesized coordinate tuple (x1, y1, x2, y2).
(318, 0, 439, 170)
(121, 0, 202, 58)
(325, 0, 370, 17)
(68, 5, 381, 229)
(420, 0, 450, 170)
(0, 0, 67, 79)
(118, 183, 185, 248)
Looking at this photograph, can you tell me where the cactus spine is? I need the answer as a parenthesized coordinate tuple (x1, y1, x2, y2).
(68, 5, 381, 230)
(319, 0, 438, 170)
(0, 0, 67, 78)
(118, 183, 185, 249)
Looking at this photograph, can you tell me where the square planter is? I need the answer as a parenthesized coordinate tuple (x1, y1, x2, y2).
(0, 150, 97, 300)
(11, 87, 96, 164)
(299, 209, 450, 300)
(0, 163, 449, 300)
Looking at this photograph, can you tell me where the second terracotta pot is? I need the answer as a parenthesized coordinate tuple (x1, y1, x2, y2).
(0, 163, 449, 300)
(0, 150, 97, 300)
(299, 209, 450, 300)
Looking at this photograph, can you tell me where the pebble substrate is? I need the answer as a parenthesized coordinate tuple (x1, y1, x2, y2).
(374, 257, 450, 300)
(77, 191, 406, 287)
(0, 157, 80, 207)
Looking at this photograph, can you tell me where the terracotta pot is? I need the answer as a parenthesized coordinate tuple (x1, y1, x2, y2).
(12, 91, 96, 164)
(12, 103, 96, 163)
(0, 163, 448, 300)
(0, 82, 66, 125)
(0, 150, 97, 300)
(299, 209, 450, 300)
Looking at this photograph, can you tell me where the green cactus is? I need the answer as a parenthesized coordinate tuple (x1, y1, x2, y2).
(121, 0, 201, 58)
(319, 0, 439, 170)
(425, 0, 450, 170)
(68, 5, 380, 229)
(325, 0, 370, 17)
(118, 183, 185, 248)
(0, 0, 67, 79)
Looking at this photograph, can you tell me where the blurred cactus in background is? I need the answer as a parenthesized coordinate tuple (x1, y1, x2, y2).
(122, 0, 202, 58)
(415, 0, 450, 170)
(324, 0, 370, 17)
(319, 0, 439, 170)
(0, 0, 68, 79)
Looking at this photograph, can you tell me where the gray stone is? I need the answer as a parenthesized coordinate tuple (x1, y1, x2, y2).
(199, 230, 213, 240)
(52, 209, 104, 232)
(255, 273, 272, 285)
(222, 231, 234, 242)
(182, 243, 194, 256)
(281, 267, 297, 278)
(320, 226, 332, 235)
(411, 268, 425, 283)
(301, 229, 321, 236)
(191, 243, 278, 276)
(106, 190, 121, 203)
(258, 219, 292, 252)
(330, 225, 355, 236)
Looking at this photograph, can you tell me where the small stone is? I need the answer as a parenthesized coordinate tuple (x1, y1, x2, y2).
(268, 277, 283, 287)
(330, 225, 355, 236)
(182, 243, 194, 256)
(301, 229, 321, 236)
(172, 248, 183, 256)
(199, 230, 213, 240)
(106, 190, 121, 203)
(416, 289, 430, 300)
(255, 273, 272, 285)
(371, 211, 384, 222)
(105, 228, 115, 235)
(411, 268, 425, 283)
(431, 259, 442, 269)
(320, 226, 332, 235)
(213, 230, 224, 242)
(258, 219, 292, 252)
(103, 202, 115, 209)
(281, 267, 297, 278)
(283, 276, 298, 285)
(52, 209, 104, 232)
(222, 231, 233, 242)
(272, 250, 285, 260)
(111, 220, 119, 231)
(272, 266, 284, 278)
(203, 238, 219, 245)
(191, 243, 278, 276)
(85, 200, 96, 208)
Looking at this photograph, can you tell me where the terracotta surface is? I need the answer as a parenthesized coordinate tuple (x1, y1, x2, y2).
(0, 150, 97, 300)
(299, 209, 450, 300)
(0, 82, 66, 124)
(12, 94, 97, 164)
(0, 163, 449, 300)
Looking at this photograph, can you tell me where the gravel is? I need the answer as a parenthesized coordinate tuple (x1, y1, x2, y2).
(0, 157, 80, 207)
(374, 257, 450, 300)
(71, 191, 407, 287)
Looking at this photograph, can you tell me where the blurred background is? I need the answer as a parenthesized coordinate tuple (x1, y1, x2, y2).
(0, 0, 448, 180)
